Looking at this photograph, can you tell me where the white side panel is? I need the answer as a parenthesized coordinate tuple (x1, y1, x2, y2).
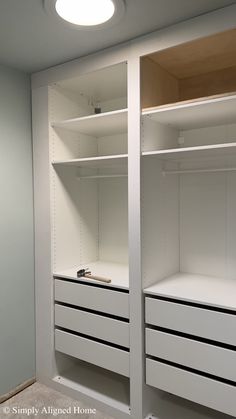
(51, 127, 98, 160)
(128, 56, 145, 419)
(180, 173, 226, 277)
(146, 328, 236, 382)
(52, 166, 98, 271)
(49, 86, 91, 120)
(99, 178, 128, 264)
(55, 304, 129, 348)
(32, 86, 54, 380)
(142, 158, 179, 288)
(141, 118, 178, 152)
(55, 330, 130, 377)
(146, 359, 236, 418)
(227, 172, 236, 279)
(98, 133, 128, 156)
(182, 123, 236, 148)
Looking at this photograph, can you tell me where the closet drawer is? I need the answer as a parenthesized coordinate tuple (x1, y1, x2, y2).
(145, 297, 236, 346)
(146, 359, 236, 418)
(55, 279, 129, 319)
(55, 329, 129, 377)
(146, 328, 236, 382)
(55, 304, 129, 348)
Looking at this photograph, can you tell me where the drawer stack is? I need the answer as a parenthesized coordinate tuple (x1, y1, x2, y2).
(54, 279, 130, 377)
(145, 296, 236, 417)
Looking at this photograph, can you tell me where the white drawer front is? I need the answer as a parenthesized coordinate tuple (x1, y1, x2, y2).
(146, 328, 236, 382)
(55, 279, 129, 319)
(55, 304, 129, 348)
(55, 329, 129, 377)
(146, 359, 236, 418)
(145, 297, 236, 346)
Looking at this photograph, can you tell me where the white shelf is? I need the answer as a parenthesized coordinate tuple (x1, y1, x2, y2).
(52, 109, 128, 137)
(144, 272, 236, 311)
(52, 154, 128, 169)
(54, 261, 129, 290)
(142, 93, 236, 130)
(53, 363, 130, 415)
(142, 142, 236, 161)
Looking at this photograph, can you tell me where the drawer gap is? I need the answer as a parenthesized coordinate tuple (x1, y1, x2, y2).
(55, 301, 129, 323)
(54, 277, 129, 293)
(55, 327, 130, 352)
(145, 294, 236, 315)
(145, 326, 236, 351)
(146, 356, 236, 387)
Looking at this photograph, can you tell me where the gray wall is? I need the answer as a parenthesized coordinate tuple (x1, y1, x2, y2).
(0, 65, 35, 396)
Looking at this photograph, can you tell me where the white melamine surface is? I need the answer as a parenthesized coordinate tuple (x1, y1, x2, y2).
(54, 261, 129, 290)
(145, 297, 236, 345)
(143, 94, 236, 130)
(55, 329, 130, 377)
(146, 328, 236, 381)
(57, 63, 127, 103)
(144, 272, 236, 310)
(55, 304, 129, 348)
(55, 279, 129, 319)
(53, 363, 130, 415)
(142, 142, 236, 161)
(52, 109, 128, 137)
(52, 154, 128, 169)
(146, 359, 236, 418)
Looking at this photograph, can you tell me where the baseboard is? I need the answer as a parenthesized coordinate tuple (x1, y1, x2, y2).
(0, 377, 36, 404)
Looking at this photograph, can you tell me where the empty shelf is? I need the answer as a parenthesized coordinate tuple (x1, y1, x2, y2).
(54, 261, 129, 290)
(144, 272, 236, 311)
(142, 93, 236, 130)
(53, 362, 130, 415)
(52, 109, 128, 137)
(52, 154, 128, 169)
(142, 143, 236, 161)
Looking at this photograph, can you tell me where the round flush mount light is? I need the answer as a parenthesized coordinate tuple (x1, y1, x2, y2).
(44, 0, 125, 30)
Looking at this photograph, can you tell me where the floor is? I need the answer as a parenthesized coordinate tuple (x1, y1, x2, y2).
(0, 383, 114, 419)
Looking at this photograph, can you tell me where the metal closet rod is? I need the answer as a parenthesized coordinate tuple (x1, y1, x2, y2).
(162, 167, 236, 175)
(77, 174, 128, 180)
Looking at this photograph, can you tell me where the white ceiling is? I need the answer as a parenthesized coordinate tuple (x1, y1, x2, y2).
(0, 0, 235, 73)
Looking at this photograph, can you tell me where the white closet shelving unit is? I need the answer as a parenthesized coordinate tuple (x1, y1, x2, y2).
(32, 11, 236, 419)
(47, 62, 130, 416)
(141, 34, 236, 419)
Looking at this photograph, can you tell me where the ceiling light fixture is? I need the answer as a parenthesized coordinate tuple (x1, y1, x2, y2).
(44, 0, 125, 30)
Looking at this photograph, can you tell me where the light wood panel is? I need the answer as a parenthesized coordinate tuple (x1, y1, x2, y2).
(142, 29, 236, 108)
(141, 57, 179, 108)
(180, 66, 236, 101)
(149, 29, 236, 79)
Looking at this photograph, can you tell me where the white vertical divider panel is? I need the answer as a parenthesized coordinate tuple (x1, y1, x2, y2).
(128, 56, 144, 419)
(32, 86, 54, 380)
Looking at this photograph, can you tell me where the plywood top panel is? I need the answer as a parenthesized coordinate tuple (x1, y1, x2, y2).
(149, 29, 236, 79)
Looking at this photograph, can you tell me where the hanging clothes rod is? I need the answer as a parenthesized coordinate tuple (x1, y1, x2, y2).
(162, 167, 236, 176)
(77, 174, 128, 180)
